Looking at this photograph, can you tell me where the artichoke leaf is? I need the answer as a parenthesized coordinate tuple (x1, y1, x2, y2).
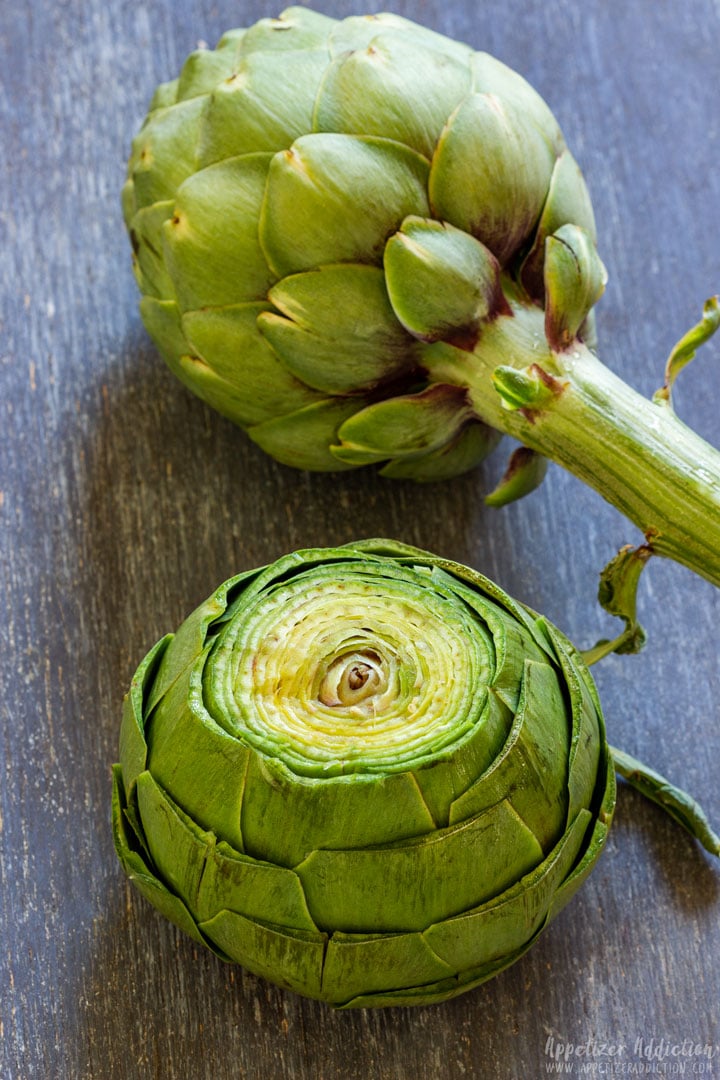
(384, 216, 506, 345)
(448, 659, 570, 851)
(162, 153, 276, 311)
(182, 305, 322, 426)
(118, 634, 171, 795)
(424, 806, 591, 971)
(547, 761, 616, 922)
(379, 420, 501, 482)
(138, 297, 188, 375)
(146, 78, 180, 113)
(175, 39, 245, 103)
(471, 51, 564, 152)
(520, 149, 597, 299)
(127, 200, 176, 299)
(197, 47, 330, 166)
(333, 385, 474, 465)
(144, 649, 250, 853)
(128, 96, 207, 211)
(260, 134, 430, 277)
(295, 799, 544, 934)
(543, 624, 603, 826)
(321, 930, 455, 1004)
(485, 446, 548, 507)
(314, 34, 472, 159)
(199, 909, 327, 999)
(240, 754, 436, 870)
(429, 93, 556, 265)
(261, 263, 417, 394)
(411, 689, 510, 829)
(240, 6, 335, 53)
(544, 225, 607, 351)
(134, 769, 321, 929)
(112, 767, 231, 958)
(328, 16, 474, 64)
(248, 398, 367, 471)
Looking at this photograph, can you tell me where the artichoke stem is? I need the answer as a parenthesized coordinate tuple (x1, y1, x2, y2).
(436, 306, 720, 587)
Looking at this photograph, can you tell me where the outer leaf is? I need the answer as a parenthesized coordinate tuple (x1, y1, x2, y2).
(295, 800, 543, 933)
(384, 216, 505, 345)
(333, 385, 473, 465)
(314, 34, 471, 158)
(429, 93, 555, 265)
(183, 305, 322, 426)
(162, 154, 275, 310)
(261, 264, 417, 393)
(260, 134, 430, 277)
(197, 48, 330, 166)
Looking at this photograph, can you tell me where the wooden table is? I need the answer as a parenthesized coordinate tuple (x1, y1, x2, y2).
(2, 1, 719, 1076)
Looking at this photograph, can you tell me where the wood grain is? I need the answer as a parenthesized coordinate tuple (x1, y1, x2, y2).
(1, 1, 719, 1077)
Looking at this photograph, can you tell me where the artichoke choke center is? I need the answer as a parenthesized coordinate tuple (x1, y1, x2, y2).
(318, 649, 387, 709)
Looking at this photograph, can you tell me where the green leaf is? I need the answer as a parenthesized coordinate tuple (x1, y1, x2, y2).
(520, 150, 597, 300)
(260, 134, 430, 277)
(118, 635, 171, 795)
(197, 47, 330, 166)
(485, 447, 548, 507)
(322, 930, 454, 1005)
(112, 767, 228, 956)
(424, 807, 590, 971)
(612, 746, 720, 856)
(240, 6, 335, 53)
(544, 225, 607, 351)
(175, 41, 245, 102)
(449, 659, 569, 851)
(199, 910, 327, 998)
(261, 264, 416, 393)
(334, 385, 473, 464)
(581, 544, 651, 666)
(127, 201, 176, 299)
(162, 154, 275, 310)
(144, 650, 250, 853)
(128, 96, 207, 210)
(471, 51, 564, 152)
(247, 398, 367, 471)
(240, 755, 436, 869)
(429, 93, 556, 265)
(492, 364, 565, 413)
(295, 800, 543, 933)
(328, 14, 474, 63)
(183, 304, 322, 426)
(314, 34, 471, 158)
(384, 216, 505, 344)
(654, 296, 720, 407)
(379, 420, 501, 481)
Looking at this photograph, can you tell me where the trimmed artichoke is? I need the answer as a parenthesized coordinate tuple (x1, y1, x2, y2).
(113, 540, 615, 1007)
(123, 7, 720, 589)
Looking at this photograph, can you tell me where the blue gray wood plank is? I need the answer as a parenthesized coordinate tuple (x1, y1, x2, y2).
(1, 1, 718, 1077)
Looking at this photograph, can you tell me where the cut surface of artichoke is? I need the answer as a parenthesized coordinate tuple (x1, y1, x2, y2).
(205, 562, 493, 773)
(113, 540, 614, 1007)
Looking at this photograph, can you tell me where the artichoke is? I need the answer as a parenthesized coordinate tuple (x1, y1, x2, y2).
(112, 539, 615, 1007)
(123, 7, 720, 589)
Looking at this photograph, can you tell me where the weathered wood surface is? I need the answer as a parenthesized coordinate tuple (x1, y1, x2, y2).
(2, 1, 719, 1077)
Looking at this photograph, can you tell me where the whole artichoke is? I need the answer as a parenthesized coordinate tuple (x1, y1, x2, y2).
(123, 6, 594, 479)
(123, 7, 720, 588)
(113, 539, 614, 1007)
